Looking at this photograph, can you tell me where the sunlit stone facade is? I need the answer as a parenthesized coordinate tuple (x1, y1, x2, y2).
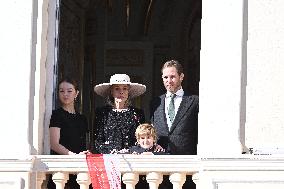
(1, 0, 284, 188)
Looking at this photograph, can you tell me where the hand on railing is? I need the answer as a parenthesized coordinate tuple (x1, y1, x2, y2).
(111, 148, 130, 154)
(154, 144, 165, 152)
(67, 151, 76, 155)
(79, 150, 90, 155)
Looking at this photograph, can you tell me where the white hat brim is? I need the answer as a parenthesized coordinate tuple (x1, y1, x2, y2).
(94, 82, 146, 98)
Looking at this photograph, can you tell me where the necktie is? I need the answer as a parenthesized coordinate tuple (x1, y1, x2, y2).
(168, 94, 176, 123)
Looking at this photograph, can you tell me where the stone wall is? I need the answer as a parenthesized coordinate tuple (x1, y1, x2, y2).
(246, 0, 284, 150)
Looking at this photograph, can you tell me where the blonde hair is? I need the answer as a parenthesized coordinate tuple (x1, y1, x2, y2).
(135, 123, 157, 143)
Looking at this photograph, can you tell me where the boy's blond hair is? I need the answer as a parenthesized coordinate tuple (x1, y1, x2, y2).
(135, 123, 157, 143)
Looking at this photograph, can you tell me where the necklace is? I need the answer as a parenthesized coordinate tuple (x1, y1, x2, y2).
(112, 108, 128, 113)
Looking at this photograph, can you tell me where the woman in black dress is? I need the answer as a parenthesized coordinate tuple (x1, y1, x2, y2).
(48, 77, 89, 189)
(93, 74, 146, 154)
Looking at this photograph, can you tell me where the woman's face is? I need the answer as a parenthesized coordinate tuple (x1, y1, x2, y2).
(58, 81, 78, 106)
(137, 135, 154, 149)
(111, 84, 129, 103)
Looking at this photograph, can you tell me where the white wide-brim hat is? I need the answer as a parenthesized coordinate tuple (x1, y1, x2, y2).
(94, 74, 146, 98)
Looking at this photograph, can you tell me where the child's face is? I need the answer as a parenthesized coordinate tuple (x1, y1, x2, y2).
(59, 81, 78, 106)
(137, 135, 154, 149)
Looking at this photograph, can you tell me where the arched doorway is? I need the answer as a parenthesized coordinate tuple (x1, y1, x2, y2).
(54, 0, 201, 151)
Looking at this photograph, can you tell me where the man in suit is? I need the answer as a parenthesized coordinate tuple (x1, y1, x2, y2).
(150, 59, 198, 188)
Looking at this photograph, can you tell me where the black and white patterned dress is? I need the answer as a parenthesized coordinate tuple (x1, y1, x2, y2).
(94, 105, 145, 154)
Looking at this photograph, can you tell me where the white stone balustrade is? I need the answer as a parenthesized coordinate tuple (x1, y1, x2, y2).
(122, 172, 139, 189)
(77, 172, 91, 189)
(146, 172, 163, 189)
(169, 172, 186, 189)
(3, 155, 284, 188)
(37, 172, 46, 189)
(52, 172, 68, 189)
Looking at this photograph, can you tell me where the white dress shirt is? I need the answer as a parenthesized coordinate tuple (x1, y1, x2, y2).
(165, 88, 184, 129)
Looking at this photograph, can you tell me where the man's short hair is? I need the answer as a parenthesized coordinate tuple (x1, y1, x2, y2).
(161, 59, 184, 75)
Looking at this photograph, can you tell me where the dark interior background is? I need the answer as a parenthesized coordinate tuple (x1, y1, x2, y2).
(55, 0, 201, 150)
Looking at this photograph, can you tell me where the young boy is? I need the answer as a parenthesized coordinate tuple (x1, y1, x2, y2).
(116, 123, 165, 154)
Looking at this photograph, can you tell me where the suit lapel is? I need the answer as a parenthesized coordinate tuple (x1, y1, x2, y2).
(160, 95, 169, 130)
(169, 95, 194, 133)
(156, 95, 169, 131)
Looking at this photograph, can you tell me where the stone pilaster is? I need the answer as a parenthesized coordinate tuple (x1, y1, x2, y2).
(198, 0, 246, 155)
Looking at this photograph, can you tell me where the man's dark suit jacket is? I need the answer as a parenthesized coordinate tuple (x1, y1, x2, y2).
(150, 92, 199, 155)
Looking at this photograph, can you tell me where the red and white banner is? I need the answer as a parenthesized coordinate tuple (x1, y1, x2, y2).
(86, 153, 121, 189)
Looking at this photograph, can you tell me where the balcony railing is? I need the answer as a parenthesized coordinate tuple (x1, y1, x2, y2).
(2, 155, 284, 189)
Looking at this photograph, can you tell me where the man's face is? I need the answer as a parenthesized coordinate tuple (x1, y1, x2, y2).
(162, 66, 184, 93)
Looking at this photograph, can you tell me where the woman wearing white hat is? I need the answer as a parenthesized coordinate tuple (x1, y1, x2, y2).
(93, 74, 146, 154)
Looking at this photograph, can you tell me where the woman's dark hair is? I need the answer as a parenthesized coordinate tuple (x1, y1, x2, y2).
(58, 77, 79, 91)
